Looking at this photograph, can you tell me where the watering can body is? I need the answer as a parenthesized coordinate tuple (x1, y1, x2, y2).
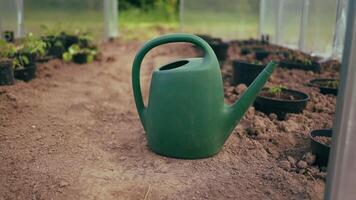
(132, 33, 277, 159)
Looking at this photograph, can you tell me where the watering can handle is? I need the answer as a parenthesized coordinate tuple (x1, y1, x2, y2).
(132, 33, 216, 124)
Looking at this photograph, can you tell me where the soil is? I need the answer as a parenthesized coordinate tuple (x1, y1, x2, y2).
(0, 39, 338, 200)
(314, 136, 331, 147)
(259, 90, 299, 101)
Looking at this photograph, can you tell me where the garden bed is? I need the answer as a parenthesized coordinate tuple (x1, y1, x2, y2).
(0, 38, 338, 200)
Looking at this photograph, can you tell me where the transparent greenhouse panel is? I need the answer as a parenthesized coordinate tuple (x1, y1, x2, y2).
(279, 0, 303, 49)
(0, 0, 18, 37)
(181, 0, 260, 39)
(260, 0, 278, 43)
(24, 0, 104, 38)
(332, 0, 349, 59)
(304, 0, 338, 57)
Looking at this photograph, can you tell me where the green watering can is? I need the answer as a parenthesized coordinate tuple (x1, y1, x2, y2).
(132, 33, 277, 159)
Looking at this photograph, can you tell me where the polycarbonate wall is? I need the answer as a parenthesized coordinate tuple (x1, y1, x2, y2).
(260, 0, 339, 57)
(259, 0, 277, 43)
(332, 0, 349, 58)
(304, 0, 338, 56)
(181, 0, 260, 39)
(24, 0, 104, 37)
(0, 0, 18, 37)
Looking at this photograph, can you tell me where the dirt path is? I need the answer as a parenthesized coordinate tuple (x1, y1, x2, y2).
(0, 41, 331, 200)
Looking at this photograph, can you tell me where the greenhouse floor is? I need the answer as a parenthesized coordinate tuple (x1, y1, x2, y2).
(0, 40, 336, 200)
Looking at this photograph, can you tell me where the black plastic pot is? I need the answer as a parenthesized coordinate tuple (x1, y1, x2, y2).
(310, 129, 332, 166)
(240, 48, 252, 55)
(254, 50, 270, 61)
(195, 34, 212, 43)
(232, 61, 265, 86)
(49, 45, 65, 58)
(308, 78, 338, 95)
(60, 33, 79, 49)
(14, 65, 37, 82)
(254, 88, 309, 120)
(3, 31, 14, 42)
(0, 59, 15, 85)
(42, 35, 65, 58)
(16, 52, 36, 67)
(72, 53, 88, 64)
(279, 61, 321, 73)
(210, 41, 229, 61)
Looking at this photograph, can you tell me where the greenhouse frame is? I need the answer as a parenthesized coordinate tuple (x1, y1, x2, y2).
(0, 0, 356, 199)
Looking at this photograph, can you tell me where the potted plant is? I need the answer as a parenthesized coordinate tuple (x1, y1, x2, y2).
(310, 129, 332, 166)
(59, 32, 79, 49)
(254, 49, 270, 61)
(13, 53, 36, 82)
(208, 38, 229, 62)
(193, 35, 229, 62)
(12, 34, 45, 81)
(22, 33, 49, 62)
(308, 78, 338, 95)
(0, 40, 16, 85)
(253, 85, 309, 120)
(78, 34, 94, 48)
(279, 54, 321, 72)
(62, 44, 97, 64)
(232, 60, 265, 86)
(42, 35, 65, 58)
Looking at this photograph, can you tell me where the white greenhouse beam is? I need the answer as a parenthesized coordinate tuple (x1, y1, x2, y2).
(332, 0, 349, 59)
(179, 0, 184, 31)
(104, 0, 118, 39)
(15, 0, 24, 38)
(325, 0, 356, 199)
(298, 0, 310, 51)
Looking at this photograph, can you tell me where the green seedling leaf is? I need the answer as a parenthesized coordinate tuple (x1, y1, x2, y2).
(68, 44, 80, 54)
(62, 52, 72, 62)
(86, 54, 94, 63)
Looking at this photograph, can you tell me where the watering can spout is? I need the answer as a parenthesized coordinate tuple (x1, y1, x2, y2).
(223, 61, 277, 139)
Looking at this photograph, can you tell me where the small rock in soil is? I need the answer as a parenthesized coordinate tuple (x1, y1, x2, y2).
(235, 84, 247, 94)
(287, 156, 297, 167)
(305, 152, 316, 165)
(297, 160, 308, 169)
(269, 113, 278, 120)
(59, 181, 69, 188)
(279, 160, 291, 171)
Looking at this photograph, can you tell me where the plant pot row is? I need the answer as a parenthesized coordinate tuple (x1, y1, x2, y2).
(0, 57, 38, 85)
(1, 32, 99, 86)
(231, 60, 338, 120)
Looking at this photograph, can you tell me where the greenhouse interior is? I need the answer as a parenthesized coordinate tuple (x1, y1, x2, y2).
(0, 0, 355, 199)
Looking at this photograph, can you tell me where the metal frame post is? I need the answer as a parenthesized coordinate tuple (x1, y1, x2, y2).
(15, 0, 24, 38)
(104, 0, 118, 39)
(275, 0, 284, 44)
(298, 0, 310, 51)
(325, 0, 356, 199)
(179, 0, 184, 32)
(332, 0, 349, 58)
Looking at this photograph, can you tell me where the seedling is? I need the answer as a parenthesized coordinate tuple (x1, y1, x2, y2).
(0, 39, 17, 58)
(322, 80, 339, 88)
(268, 85, 287, 98)
(62, 44, 97, 64)
(21, 33, 48, 57)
